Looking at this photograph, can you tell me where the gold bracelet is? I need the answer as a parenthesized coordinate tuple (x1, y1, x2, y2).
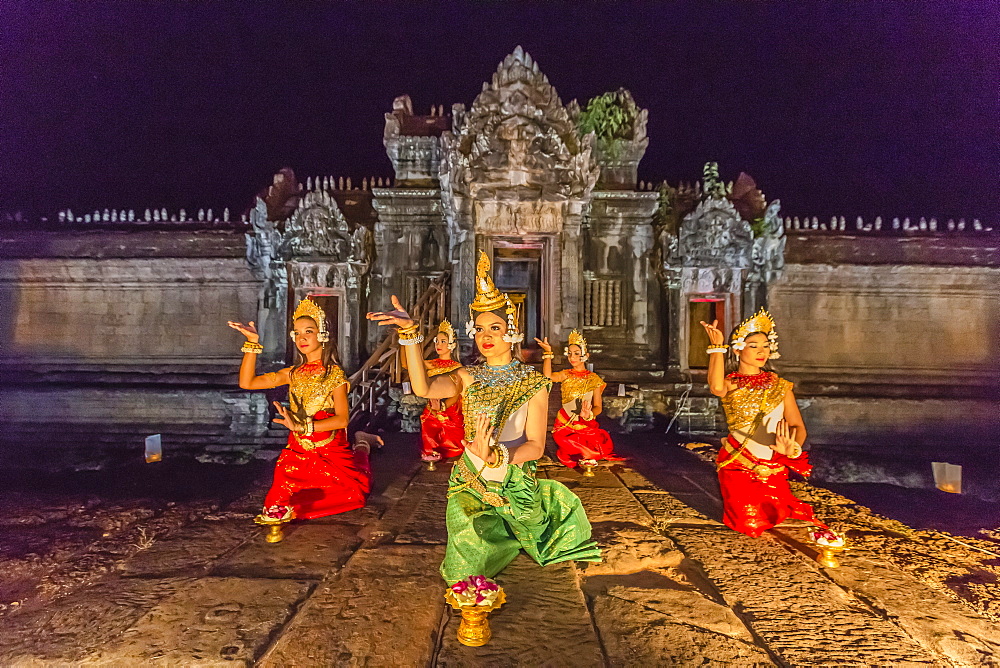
(397, 323, 419, 335)
(303, 417, 314, 437)
(241, 341, 264, 354)
(541, 352, 554, 359)
(706, 346, 729, 354)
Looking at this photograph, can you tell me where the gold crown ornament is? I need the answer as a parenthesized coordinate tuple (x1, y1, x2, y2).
(466, 251, 523, 344)
(291, 297, 330, 343)
(439, 319, 458, 350)
(564, 329, 589, 360)
(730, 308, 779, 358)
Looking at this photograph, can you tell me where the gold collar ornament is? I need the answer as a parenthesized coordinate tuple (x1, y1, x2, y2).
(563, 329, 589, 360)
(466, 250, 523, 344)
(439, 319, 458, 351)
(730, 308, 779, 359)
(291, 297, 330, 343)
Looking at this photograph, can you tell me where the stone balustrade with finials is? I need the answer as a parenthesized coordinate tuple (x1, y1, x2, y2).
(783, 214, 994, 235)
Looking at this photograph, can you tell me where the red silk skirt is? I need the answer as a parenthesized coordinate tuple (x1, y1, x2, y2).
(420, 400, 465, 458)
(263, 410, 371, 520)
(552, 408, 623, 468)
(716, 435, 826, 537)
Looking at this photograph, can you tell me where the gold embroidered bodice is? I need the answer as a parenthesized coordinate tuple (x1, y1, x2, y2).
(462, 360, 551, 442)
(560, 370, 604, 404)
(289, 361, 349, 419)
(427, 358, 461, 377)
(720, 372, 791, 432)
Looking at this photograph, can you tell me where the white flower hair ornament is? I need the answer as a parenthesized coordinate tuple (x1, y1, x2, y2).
(730, 308, 780, 359)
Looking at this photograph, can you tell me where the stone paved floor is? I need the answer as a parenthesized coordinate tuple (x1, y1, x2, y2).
(1, 431, 998, 666)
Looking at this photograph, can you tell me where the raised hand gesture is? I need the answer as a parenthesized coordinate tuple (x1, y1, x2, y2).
(533, 336, 553, 353)
(699, 319, 725, 346)
(366, 295, 415, 330)
(465, 412, 493, 461)
(272, 401, 302, 433)
(580, 399, 594, 421)
(774, 419, 802, 458)
(227, 320, 259, 342)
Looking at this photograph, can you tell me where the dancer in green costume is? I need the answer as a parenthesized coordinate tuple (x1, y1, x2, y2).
(367, 251, 600, 583)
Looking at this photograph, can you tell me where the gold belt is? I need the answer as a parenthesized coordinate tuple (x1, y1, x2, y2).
(449, 457, 508, 507)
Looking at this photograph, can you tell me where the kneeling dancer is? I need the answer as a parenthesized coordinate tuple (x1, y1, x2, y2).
(368, 251, 601, 584)
(228, 298, 371, 524)
(701, 309, 828, 538)
(537, 329, 624, 468)
(415, 320, 466, 461)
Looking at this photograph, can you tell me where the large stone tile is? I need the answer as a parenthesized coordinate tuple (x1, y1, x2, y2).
(259, 544, 446, 667)
(394, 484, 449, 544)
(632, 490, 723, 526)
(82, 577, 313, 666)
(592, 584, 775, 667)
(665, 526, 938, 665)
(0, 577, 195, 665)
(581, 521, 684, 575)
(772, 526, 1000, 666)
(570, 483, 653, 525)
(212, 522, 360, 579)
(437, 556, 604, 668)
(120, 520, 252, 577)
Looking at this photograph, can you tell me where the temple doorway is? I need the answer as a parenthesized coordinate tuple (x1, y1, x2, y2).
(488, 239, 548, 348)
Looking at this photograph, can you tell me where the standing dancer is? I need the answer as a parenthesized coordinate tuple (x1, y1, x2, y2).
(368, 251, 600, 584)
(228, 298, 371, 525)
(536, 330, 624, 468)
(701, 309, 828, 537)
(416, 320, 465, 461)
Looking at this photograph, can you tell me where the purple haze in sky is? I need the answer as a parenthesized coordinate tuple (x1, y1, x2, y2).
(1, 1, 997, 221)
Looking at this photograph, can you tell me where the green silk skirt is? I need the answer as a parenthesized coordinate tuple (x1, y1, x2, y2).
(440, 455, 601, 584)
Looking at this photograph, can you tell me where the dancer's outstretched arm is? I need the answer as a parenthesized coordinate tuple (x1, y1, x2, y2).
(367, 295, 463, 399)
(700, 319, 729, 397)
(534, 337, 567, 382)
(228, 320, 290, 390)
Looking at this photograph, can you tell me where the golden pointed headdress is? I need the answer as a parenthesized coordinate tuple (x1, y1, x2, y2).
(466, 250, 522, 342)
(292, 297, 330, 343)
(438, 319, 457, 349)
(731, 307, 779, 358)
(565, 329, 589, 358)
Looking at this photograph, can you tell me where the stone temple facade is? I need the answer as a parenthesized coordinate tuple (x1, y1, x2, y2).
(1, 48, 998, 499)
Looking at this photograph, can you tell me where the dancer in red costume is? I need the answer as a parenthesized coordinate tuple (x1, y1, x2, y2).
(415, 320, 465, 460)
(700, 309, 828, 538)
(228, 298, 371, 525)
(536, 330, 624, 468)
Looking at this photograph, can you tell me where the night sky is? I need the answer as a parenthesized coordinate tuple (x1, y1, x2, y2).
(2, 1, 997, 222)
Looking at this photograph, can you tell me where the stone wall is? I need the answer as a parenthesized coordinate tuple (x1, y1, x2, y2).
(0, 246, 268, 467)
(763, 235, 1000, 499)
(0, 257, 259, 378)
(771, 263, 1000, 389)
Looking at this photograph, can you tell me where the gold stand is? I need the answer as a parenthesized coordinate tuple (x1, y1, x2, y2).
(445, 589, 506, 646)
(427, 460, 437, 471)
(254, 515, 292, 544)
(580, 461, 597, 477)
(817, 543, 846, 568)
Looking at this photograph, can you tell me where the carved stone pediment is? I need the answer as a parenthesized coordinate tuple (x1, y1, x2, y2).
(283, 191, 369, 265)
(676, 197, 753, 268)
(441, 46, 598, 203)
